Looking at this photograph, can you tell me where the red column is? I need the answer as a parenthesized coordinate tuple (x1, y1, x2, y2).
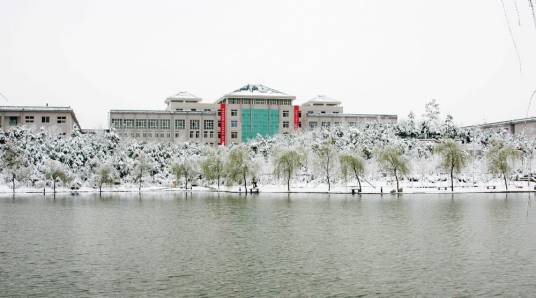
(220, 103, 226, 145)
(293, 105, 300, 129)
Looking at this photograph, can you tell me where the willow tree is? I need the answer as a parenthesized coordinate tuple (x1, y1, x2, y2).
(487, 142, 521, 190)
(44, 160, 70, 196)
(377, 147, 409, 192)
(313, 140, 337, 191)
(200, 148, 226, 190)
(339, 153, 365, 191)
(226, 146, 256, 193)
(0, 142, 28, 194)
(434, 140, 468, 191)
(132, 153, 153, 192)
(273, 149, 306, 192)
(94, 163, 116, 195)
(172, 159, 197, 190)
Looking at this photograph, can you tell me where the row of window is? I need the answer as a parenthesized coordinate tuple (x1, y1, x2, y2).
(226, 98, 292, 105)
(111, 119, 215, 130)
(228, 109, 291, 117)
(21, 116, 66, 124)
(308, 121, 357, 128)
(111, 118, 292, 130)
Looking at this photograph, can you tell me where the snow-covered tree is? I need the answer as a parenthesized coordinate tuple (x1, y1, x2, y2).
(487, 142, 522, 190)
(273, 149, 306, 191)
(339, 153, 365, 191)
(226, 145, 256, 192)
(377, 147, 409, 192)
(44, 159, 70, 195)
(434, 140, 468, 191)
(93, 163, 117, 195)
(171, 158, 197, 189)
(312, 140, 337, 191)
(0, 141, 30, 193)
(200, 147, 226, 189)
(132, 153, 153, 192)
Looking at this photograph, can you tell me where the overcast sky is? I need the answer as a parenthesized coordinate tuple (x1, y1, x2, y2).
(1, 0, 536, 129)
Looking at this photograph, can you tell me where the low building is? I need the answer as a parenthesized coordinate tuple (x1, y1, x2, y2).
(109, 84, 398, 145)
(464, 117, 536, 137)
(0, 105, 80, 135)
(300, 95, 397, 129)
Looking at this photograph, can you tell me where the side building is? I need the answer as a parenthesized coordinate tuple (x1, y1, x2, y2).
(0, 105, 80, 135)
(464, 117, 536, 137)
(109, 84, 398, 145)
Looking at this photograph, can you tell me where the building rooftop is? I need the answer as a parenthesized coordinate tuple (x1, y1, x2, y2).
(464, 117, 536, 128)
(165, 91, 202, 103)
(303, 95, 342, 106)
(216, 84, 296, 102)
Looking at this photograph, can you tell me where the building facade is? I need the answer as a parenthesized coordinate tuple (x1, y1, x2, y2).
(109, 84, 398, 145)
(464, 117, 536, 137)
(0, 106, 80, 135)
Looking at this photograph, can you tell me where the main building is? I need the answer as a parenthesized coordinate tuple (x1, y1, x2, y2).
(109, 84, 397, 145)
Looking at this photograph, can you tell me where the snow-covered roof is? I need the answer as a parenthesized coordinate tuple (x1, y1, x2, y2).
(303, 95, 342, 105)
(0, 105, 74, 112)
(216, 84, 295, 103)
(165, 91, 202, 102)
(0, 105, 80, 127)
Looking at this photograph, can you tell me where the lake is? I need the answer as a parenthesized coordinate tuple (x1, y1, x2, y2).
(1, 192, 536, 297)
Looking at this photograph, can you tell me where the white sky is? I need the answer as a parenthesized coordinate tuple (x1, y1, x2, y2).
(1, 0, 536, 129)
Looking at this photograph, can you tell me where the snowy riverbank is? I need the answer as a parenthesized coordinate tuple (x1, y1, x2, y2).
(2, 180, 535, 196)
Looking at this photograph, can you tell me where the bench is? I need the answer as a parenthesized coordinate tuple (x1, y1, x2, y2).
(437, 187, 448, 190)
(486, 186, 496, 190)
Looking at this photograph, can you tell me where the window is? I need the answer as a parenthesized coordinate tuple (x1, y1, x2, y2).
(334, 122, 340, 126)
(333, 111, 340, 114)
(148, 119, 157, 129)
(42, 116, 50, 123)
(309, 122, 317, 129)
(282, 121, 289, 128)
(25, 116, 34, 123)
(190, 131, 194, 138)
(349, 122, 356, 127)
(191, 108, 197, 112)
(321, 122, 330, 127)
(136, 119, 147, 129)
(217, 109, 221, 116)
(321, 111, 326, 114)
(209, 131, 214, 138)
(204, 120, 214, 130)
(8, 117, 18, 126)
(218, 120, 221, 128)
(231, 109, 237, 116)
(175, 119, 185, 129)
(176, 108, 183, 111)
(231, 131, 238, 139)
(204, 108, 211, 112)
(282, 110, 289, 117)
(111, 119, 121, 128)
(190, 120, 200, 130)
(175, 133, 180, 137)
(218, 132, 221, 139)
(57, 116, 66, 124)
(203, 131, 208, 138)
(231, 120, 238, 128)
(125, 119, 134, 129)
(196, 131, 200, 138)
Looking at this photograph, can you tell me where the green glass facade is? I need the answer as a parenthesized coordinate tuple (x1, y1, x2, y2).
(241, 108, 279, 142)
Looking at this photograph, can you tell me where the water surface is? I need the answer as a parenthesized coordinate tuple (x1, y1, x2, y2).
(1, 192, 536, 297)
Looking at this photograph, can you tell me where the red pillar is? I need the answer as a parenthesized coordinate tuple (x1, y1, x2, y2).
(293, 105, 300, 129)
(220, 103, 226, 145)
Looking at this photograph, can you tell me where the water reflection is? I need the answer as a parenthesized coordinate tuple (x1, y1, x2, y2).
(1, 192, 536, 296)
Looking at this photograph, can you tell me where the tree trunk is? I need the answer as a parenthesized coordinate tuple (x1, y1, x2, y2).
(99, 183, 102, 196)
(217, 176, 220, 190)
(287, 176, 290, 192)
(12, 175, 15, 194)
(504, 174, 508, 191)
(139, 179, 142, 192)
(356, 174, 362, 192)
(394, 169, 399, 192)
(450, 167, 454, 192)
(243, 172, 247, 196)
